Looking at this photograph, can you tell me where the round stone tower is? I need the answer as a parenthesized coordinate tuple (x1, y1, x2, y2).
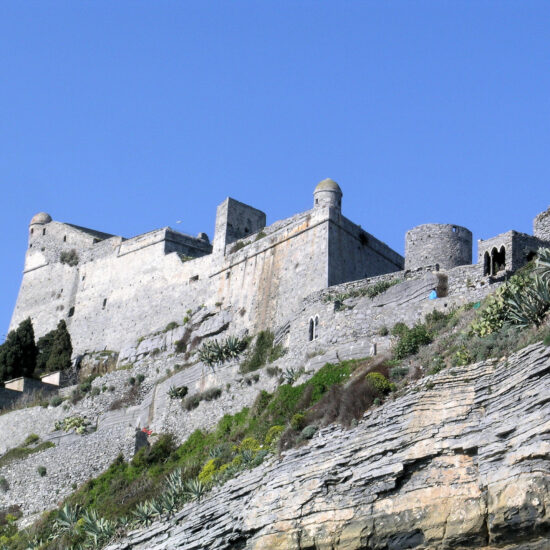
(405, 223, 472, 271)
(313, 178, 342, 210)
(534, 206, 550, 242)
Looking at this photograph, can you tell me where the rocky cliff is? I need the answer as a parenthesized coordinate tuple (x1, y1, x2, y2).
(105, 341, 550, 550)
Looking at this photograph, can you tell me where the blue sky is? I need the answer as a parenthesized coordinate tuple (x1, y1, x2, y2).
(1, 1, 549, 339)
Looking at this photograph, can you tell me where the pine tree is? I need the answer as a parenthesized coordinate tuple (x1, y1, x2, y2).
(45, 320, 73, 373)
(0, 318, 37, 382)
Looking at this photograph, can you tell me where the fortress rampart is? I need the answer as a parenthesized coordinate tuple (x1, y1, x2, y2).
(8, 180, 550, 358)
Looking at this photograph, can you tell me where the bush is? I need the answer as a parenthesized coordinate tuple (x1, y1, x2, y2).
(290, 413, 306, 431)
(264, 425, 284, 446)
(198, 459, 218, 483)
(0, 476, 8, 492)
(168, 385, 188, 399)
(300, 425, 318, 440)
(165, 321, 179, 332)
(544, 334, 550, 346)
(240, 331, 275, 373)
(37, 466, 47, 477)
(59, 249, 79, 266)
(174, 337, 188, 354)
(182, 387, 222, 411)
(365, 372, 392, 394)
(49, 395, 64, 407)
(136, 374, 145, 385)
(394, 324, 432, 359)
(24, 433, 40, 446)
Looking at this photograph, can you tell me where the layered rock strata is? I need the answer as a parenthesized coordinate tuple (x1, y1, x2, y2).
(107, 342, 550, 550)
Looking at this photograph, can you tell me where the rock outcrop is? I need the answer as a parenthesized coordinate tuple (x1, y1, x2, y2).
(106, 342, 550, 550)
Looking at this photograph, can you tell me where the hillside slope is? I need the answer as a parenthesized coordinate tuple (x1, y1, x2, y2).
(104, 342, 550, 550)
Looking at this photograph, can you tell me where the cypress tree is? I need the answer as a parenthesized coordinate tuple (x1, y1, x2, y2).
(45, 320, 73, 373)
(0, 318, 37, 382)
(36, 330, 55, 373)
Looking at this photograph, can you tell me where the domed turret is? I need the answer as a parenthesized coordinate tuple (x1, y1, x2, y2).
(29, 212, 52, 225)
(313, 178, 342, 210)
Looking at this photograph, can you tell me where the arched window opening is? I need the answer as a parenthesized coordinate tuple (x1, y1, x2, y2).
(314, 316, 319, 340)
(483, 251, 490, 276)
(308, 318, 314, 342)
(526, 250, 537, 262)
(490, 246, 506, 275)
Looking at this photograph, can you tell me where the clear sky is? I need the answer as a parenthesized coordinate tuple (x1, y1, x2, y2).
(1, 1, 549, 340)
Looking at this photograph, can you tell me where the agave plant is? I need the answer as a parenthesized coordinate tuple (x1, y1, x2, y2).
(535, 247, 550, 282)
(224, 336, 247, 359)
(80, 508, 115, 546)
(132, 500, 156, 527)
(54, 503, 82, 534)
(183, 478, 207, 501)
(283, 367, 301, 385)
(506, 274, 550, 327)
(165, 468, 185, 498)
(157, 491, 179, 518)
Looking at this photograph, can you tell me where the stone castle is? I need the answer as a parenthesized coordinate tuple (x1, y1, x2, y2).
(9, 179, 550, 357)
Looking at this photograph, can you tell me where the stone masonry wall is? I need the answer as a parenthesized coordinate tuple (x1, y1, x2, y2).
(534, 206, 550, 241)
(405, 223, 472, 271)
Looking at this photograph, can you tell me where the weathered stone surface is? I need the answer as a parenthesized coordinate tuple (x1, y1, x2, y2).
(105, 342, 550, 550)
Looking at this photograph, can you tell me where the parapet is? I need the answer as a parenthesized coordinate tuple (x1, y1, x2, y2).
(405, 223, 472, 271)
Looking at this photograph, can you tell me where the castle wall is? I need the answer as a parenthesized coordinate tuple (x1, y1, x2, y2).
(405, 224, 472, 271)
(328, 213, 404, 286)
(11, 222, 216, 353)
(209, 209, 330, 332)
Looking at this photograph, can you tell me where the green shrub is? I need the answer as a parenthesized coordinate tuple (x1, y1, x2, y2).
(378, 326, 389, 336)
(37, 466, 47, 477)
(391, 322, 408, 338)
(264, 425, 284, 446)
(365, 372, 391, 394)
(91, 387, 101, 397)
(544, 334, 550, 346)
(394, 324, 432, 359)
(300, 425, 318, 440)
(132, 434, 177, 469)
(128, 376, 136, 386)
(290, 413, 306, 431)
(165, 321, 179, 332)
(24, 433, 40, 446)
(240, 331, 276, 373)
(136, 374, 145, 385)
(0, 476, 8, 492)
(198, 459, 218, 483)
(168, 385, 188, 399)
